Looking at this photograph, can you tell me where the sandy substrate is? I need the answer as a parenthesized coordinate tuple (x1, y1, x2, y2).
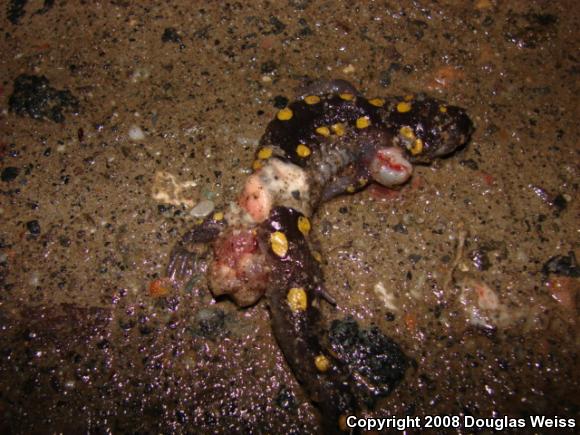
(0, 1, 578, 433)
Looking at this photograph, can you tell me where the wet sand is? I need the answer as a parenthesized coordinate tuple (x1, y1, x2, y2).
(0, 1, 578, 433)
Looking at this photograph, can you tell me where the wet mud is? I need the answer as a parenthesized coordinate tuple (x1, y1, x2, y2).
(0, 1, 578, 433)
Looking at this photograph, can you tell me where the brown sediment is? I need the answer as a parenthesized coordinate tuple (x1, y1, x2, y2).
(0, 1, 578, 433)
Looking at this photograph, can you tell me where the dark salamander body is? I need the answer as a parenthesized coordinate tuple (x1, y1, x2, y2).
(167, 80, 474, 432)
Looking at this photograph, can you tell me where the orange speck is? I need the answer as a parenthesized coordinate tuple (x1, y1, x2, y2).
(33, 43, 51, 51)
(404, 312, 416, 331)
(478, 171, 495, 186)
(149, 277, 172, 298)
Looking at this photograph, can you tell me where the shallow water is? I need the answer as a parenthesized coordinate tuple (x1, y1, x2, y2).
(0, 1, 578, 433)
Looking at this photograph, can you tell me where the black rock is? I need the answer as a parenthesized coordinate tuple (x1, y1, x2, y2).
(329, 318, 408, 404)
(1, 167, 19, 182)
(9, 74, 79, 123)
(542, 251, 580, 277)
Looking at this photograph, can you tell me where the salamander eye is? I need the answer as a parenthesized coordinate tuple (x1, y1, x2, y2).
(369, 147, 413, 187)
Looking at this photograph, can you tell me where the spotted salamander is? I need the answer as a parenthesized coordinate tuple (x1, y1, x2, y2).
(167, 80, 473, 432)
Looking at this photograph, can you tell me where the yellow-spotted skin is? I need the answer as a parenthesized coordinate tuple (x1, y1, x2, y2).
(410, 138, 424, 155)
(258, 147, 273, 160)
(314, 354, 331, 372)
(304, 95, 321, 105)
(168, 80, 475, 433)
(296, 143, 311, 158)
(397, 101, 412, 113)
(277, 107, 293, 121)
(399, 125, 415, 140)
(331, 123, 346, 136)
(287, 287, 308, 312)
(270, 231, 289, 257)
(315, 126, 330, 137)
(298, 216, 311, 236)
(356, 116, 370, 129)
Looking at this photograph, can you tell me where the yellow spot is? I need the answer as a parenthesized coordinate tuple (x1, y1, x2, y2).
(304, 95, 320, 105)
(296, 144, 311, 158)
(356, 116, 371, 129)
(298, 216, 311, 236)
(331, 123, 346, 136)
(195, 218, 204, 225)
(287, 287, 308, 312)
(439, 105, 448, 113)
(270, 231, 288, 257)
(397, 101, 412, 113)
(252, 160, 264, 171)
(410, 138, 424, 155)
(358, 177, 368, 187)
(315, 126, 330, 137)
(399, 125, 415, 139)
(257, 147, 272, 160)
(213, 211, 224, 221)
(404, 94, 414, 101)
(346, 185, 356, 193)
(314, 354, 331, 372)
(277, 107, 293, 121)
(312, 251, 322, 263)
(369, 98, 385, 107)
(339, 93, 354, 101)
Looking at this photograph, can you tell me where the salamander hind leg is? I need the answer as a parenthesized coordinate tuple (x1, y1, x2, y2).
(166, 214, 226, 285)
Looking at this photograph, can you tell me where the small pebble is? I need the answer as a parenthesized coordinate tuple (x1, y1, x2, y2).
(190, 200, 215, 218)
(1, 167, 19, 182)
(128, 125, 145, 141)
(26, 220, 41, 235)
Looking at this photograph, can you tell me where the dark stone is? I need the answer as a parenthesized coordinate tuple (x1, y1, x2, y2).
(7, 0, 27, 25)
(268, 16, 286, 35)
(162, 27, 185, 49)
(542, 251, 580, 277)
(470, 248, 491, 271)
(260, 60, 277, 74)
(26, 220, 41, 235)
(552, 194, 567, 213)
(275, 385, 296, 409)
(1, 166, 19, 182)
(393, 223, 407, 234)
(9, 74, 79, 123)
(329, 318, 408, 404)
(273, 95, 288, 109)
(193, 307, 226, 339)
(460, 159, 479, 170)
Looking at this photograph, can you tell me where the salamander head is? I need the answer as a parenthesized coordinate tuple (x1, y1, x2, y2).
(369, 147, 413, 187)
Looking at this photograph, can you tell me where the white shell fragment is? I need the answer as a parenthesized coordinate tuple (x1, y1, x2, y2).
(190, 199, 215, 218)
(128, 125, 145, 141)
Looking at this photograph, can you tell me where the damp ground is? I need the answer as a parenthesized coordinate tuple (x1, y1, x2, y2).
(0, 1, 578, 433)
